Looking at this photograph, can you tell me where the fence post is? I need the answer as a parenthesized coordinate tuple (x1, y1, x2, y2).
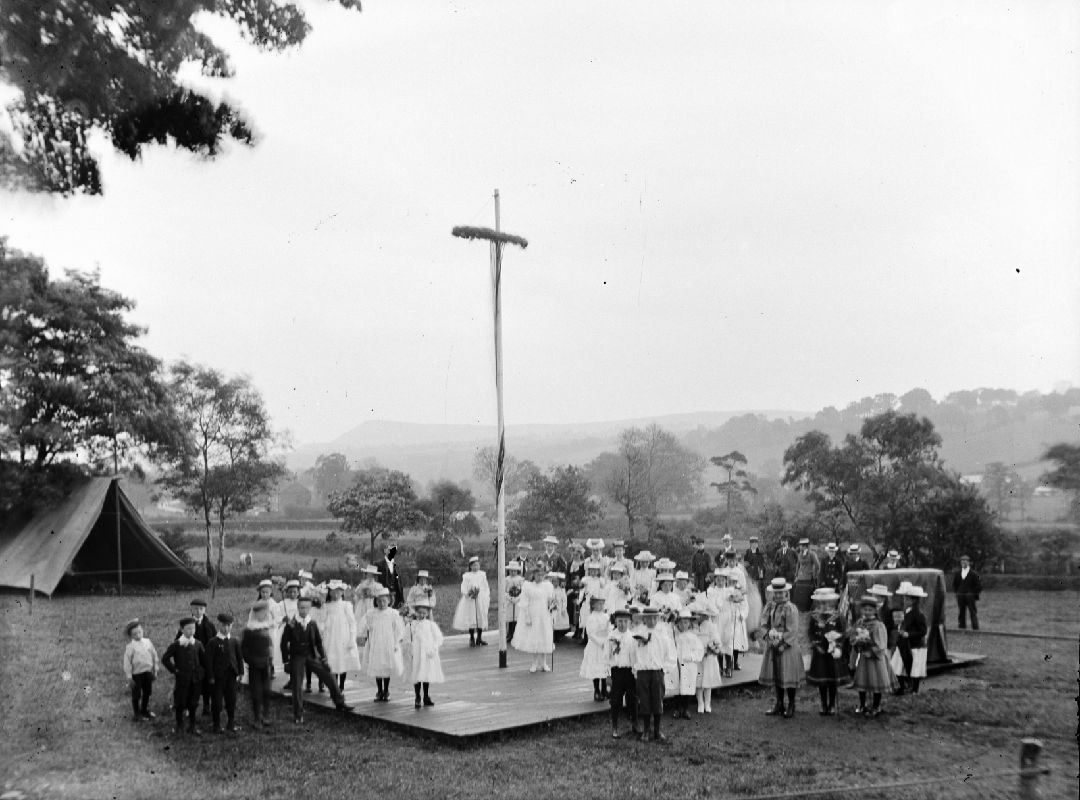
(1018, 737, 1043, 800)
(29, 574, 34, 616)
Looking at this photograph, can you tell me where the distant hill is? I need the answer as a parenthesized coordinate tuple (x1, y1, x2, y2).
(285, 388, 1079, 494)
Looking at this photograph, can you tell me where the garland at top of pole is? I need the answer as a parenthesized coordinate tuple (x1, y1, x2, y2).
(451, 226, 529, 249)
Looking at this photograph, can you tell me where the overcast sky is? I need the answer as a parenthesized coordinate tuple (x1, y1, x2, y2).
(3, 0, 1079, 444)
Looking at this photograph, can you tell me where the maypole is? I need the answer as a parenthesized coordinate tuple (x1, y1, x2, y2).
(452, 190, 528, 668)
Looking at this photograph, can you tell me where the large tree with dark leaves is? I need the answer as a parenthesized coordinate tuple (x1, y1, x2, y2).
(0, 238, 183, 522)
(0, 0, 361, 194)
(782, 411, 1000, 568)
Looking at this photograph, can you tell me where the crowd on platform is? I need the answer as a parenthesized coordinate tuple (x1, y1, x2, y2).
(122, 537, 980, 742)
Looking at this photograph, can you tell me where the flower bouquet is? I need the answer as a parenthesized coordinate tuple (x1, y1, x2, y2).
(547, 598, 559, 613)
(636, 590, 650, 607)
(507, 585, 522, 599)
(824, 630, 843, 658)
(467, 587, 480, 599)
(766, 628, 786, 651)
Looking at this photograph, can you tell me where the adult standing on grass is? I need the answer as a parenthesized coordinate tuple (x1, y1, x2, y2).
(452, 555, 491, 647)
(844, 544, 870, 579)
(952, 554, 981, 630)
(743, 535, 767, 604)
(513, 562, 556, 673)
(792, 538, 820, 613)
(377, 543, 406, 609)
(758, 577, 803, 718)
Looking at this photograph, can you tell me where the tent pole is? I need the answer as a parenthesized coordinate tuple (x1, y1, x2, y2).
(115, 479, 123, 597)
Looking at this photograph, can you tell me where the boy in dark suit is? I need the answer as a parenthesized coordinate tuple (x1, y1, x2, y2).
(162, 617, 207, 735)
(206, 612, 244, 734)
(952, 555, 982, 629)
(175, 599, 216, 715)
(280, 597, 352, 723)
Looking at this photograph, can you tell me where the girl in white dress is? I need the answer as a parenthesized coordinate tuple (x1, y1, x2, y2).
(631, 551, 656, 605)
(256, 579, 286, 673)
(578, 562, 606, 642)
(321, 579, 362, 691)
(512, 564, 556, 672)
(406, 570, 437, 616)
(353, 565, 380, 623)
(673, 610, 706, 719)
(401, 600, 444, 708)
(603, 563, 634, 614)
(452, 556, 491, 647)
(692, 601, 723, 713)
(549, 571, 571, 639)
(716, 569, 749, 677)
(357, 586, 404, 702)
(579, 596, 610, 699)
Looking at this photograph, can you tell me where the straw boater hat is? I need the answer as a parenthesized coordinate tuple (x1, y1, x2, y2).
(585, 538, 604, 550)
(656, 572, 675, 584)
(372, 586, 390, 598)
(124, 618, 141, 636)
(868, 584, 893, 598)
(516, 542, 533, 551)
(641, 606, 660, 617)
(857, 594, 880, 609)
(416, 570, 431, 579)
(468, 555, 480, 564)
(609, 563, 626, 574)
(589, 595, 607, 608)
(285, 579, 300, 590)
(712, 567, 724, 577)
(654, 558, 676, 571)
(825, 542, 838, 553)
(258, 578, 273, 589)
(412, 598, 432, 610)
(674, 570, 689, 581)
(361, 564, 379, 575)
(749, 535, 759, 542)
(297, 570, 313, 581)
(542, 535, 560, 546)
(612, 539, 626, 548)
(545, 570, 561, 580)
(798, 537, 810, 546)
(676, 609, 694, 621)
(768, 577, 792, 592)
(886, 549, 900, 559)
(847, 543, 860, 554)
(634, 550, 656, 562)
(586, 561, 602, 572)
(506, 560, 523, 572)
(610, 608, 632, 624)
(810, 587, 840, 603)
(895, 581, 928, 598)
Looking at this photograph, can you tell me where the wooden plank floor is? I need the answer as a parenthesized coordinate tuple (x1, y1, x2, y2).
(268, 633, 985, 741)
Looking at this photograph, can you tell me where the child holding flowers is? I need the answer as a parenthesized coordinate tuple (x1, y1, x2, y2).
(452, 557, 491, 647)
(849, 595, 899, 716)
(757, 577, 803, 718)
(806, 587, 848, 715)
(406, 570, 437, 616)
(692, 601, 722, 713)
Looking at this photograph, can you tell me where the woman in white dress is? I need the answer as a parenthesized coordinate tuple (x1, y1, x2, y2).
(353, 564, 380, 623)
(512, 563, 556, 672)
(256, 579, 286, 673)
(321, 579, 363, 691)
(452, 556, 491, 647)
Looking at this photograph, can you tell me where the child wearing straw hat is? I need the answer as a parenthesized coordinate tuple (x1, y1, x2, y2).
(848, 594, 899, 716)
(606, 608, 640, 738)
(672, 609, 705, 719)
(401, 598, 444, 708)
(357, 586, 405, 702)
(757, 577, 803, 718)
(452, 556, 491, 647)
(691, 600, 722, 713)
(513, 562, 556, 673)
(631, 550, 657, 604)
(806, 587, 848, 716)
(580, 595, 610, 700)
(578, 560, 607, 644)
(891, 581, 928, 694)
(407, 569, 438, 616)
(549, 571, 571, 639)
(503, 560, 525, 645)
(633, 606, 676, 743)
(353, 565, 381, 623)
(322, 579, 362, 692)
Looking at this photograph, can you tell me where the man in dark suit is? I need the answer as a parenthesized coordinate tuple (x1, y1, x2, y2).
(773, 536, 798, 585)
(162, 616, 207, 735)
(952, 554, 982, 630)
(691, 538, 713, 592)
(818, 542, 845, 592)
(377, 543, 405, 608)
(280, 597, 351, 723)
(844, 543, 870, 579)
(206, 612, 244, 734)
(542, 534, 569, 577)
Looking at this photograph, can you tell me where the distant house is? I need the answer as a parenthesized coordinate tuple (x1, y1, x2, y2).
(1033, 485, 1058, 497)
(960, 474, 982, 486)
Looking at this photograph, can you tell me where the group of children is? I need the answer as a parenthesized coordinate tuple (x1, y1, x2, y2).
(121, 569, 449, 734)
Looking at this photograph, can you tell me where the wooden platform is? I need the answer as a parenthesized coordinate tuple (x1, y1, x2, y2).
(270, 634, 985, 741)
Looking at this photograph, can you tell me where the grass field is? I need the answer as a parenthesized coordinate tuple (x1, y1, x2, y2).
(1, 588, 1076, 800)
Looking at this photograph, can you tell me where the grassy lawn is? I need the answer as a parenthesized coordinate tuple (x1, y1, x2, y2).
(1, 588, 1075, 800)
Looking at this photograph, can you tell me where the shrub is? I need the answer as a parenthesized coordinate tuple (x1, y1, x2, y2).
(414, 544, 465, 583)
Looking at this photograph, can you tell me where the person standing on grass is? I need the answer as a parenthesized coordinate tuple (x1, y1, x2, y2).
(758, 577, 803, 718)
(606, 608, 640, 738)
(691, 601, 722, 714)
(280, 596, 352, 723)
(890, 582, 928, 695)
(123, 619, 159, 722)
(280, 579, 301, 691)
(513, 563, 556, 673)
(206, 612, 244, 735)
(848, 595, 899, 717)
(792, 538, 820, 613)
(773, 536, 798, 586)
(175, 599, 216, 717)
(401, 599, 444, 708)
(241, 601, 275, 728)
(952, 554, 982, 630)
(322, 579, 362, 692)
(806, 588, 847, 716)
(542, 534, 569, 577)
(633, 606, 675, 743)
(452, 556, 491, 647)
(162, 616, 207, 736)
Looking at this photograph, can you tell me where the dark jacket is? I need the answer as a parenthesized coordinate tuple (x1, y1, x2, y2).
(953, 568, 981, 598)
(844, 557, 870, 579)
(175, 616, 216, 646)
(162, 640, 206, 683)
(280, 618, 327, 667)
(241, 628, 274, 670)
(205, 635, 244, 680)
(774, 547, 798, 584)
(377, 558, 405, 608)
(743, 549, 766, 581)
(690, 551, 712, 578)
(819, 556, 845, 591)
(898, 606, 927, 649)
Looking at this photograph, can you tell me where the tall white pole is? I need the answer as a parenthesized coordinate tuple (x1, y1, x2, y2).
(493, 188, 508, 667)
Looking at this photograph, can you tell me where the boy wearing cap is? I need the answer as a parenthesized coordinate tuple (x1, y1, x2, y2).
(757, 577, 803, 718)
(175, 599, 215, 716)
(241, 601, 274, 727)
(952, 555, 981, 630)
(606, 608, 639, 738)
(123, 619, 159, 722)
(206, 613, 244, 734)
(633, 607, 675, 743)
(280, 596, 352, 722)
(453, 556, 491, 646)
(162, 617, 208, 735)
